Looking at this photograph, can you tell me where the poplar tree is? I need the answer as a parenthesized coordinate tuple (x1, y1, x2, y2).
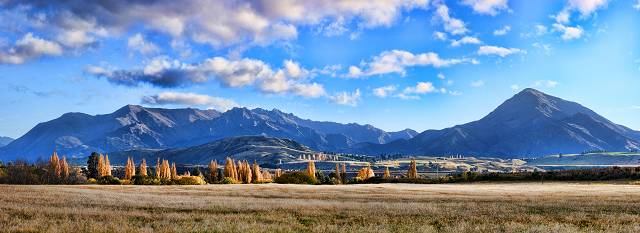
(155, 158, 161, 179)
(274, 168, 283, 179)
(341, 163, 347, 184)
(252, 161, 262, 182)
(407, 159, 418, 179)
(383, 166, 391, 179)
(307, 160, 316, 180)
(161, 159, 171, 179)
(139, 158, 147, 176)
(208, 160, 218, 182)
(97, 154, 105, 178)
(61, 156, 70, 180)
(104, 154, 112, 176)
(171, 162, 177, 179)
(224, 157, 237, 180)
(124, 157, 135, 180)
(334, 163, 341, 184)
(356, 165, 374, 180)
(49, 150, 61, 179)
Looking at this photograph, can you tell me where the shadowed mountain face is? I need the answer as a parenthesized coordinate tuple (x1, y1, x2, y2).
(355, 88, 640, 158)
(108, 136, 314, 165)
(0, 105, 415, 161)
(0, 136, 13, 148)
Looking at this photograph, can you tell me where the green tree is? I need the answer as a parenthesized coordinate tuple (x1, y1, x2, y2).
(86, 152, 100, 179)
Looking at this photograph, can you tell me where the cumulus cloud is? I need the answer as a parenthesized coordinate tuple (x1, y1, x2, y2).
(0, 33, 63, 64)
(552, 24, 584, 41)
(141, 92, 238, 111)
(477, 45, 524, 57)
(567, 0, 610, 16)
(346, 50, 472, 78)
(493, 25, 511, 36)
(635, 0, 640, 10)
(373, 85, 397, 98)
(450, 36, 482, 47)
(128, 33, 159, 55)
(2, 0, 429, 50)
(331, 89, 361, 106)
(461, 0, 509, 16)
(403, 82, 436, 94)
(433, 31, 448, 41)
(434, 3, 468, 35)
(86, 57, 326, 98)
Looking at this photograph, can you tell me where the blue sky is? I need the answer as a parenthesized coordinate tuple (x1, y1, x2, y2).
(1, 0, 639, 138)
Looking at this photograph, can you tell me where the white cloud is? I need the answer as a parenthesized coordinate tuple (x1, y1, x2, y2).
(127, 33, 159, 55)
(477, 45, 524, 57)
(567, 0, 610, 16)
(6, 0, 430, 51)
(331, 89, 361, 106)
(555, 10, 571, 24)
(510, 84, 520, 91)
(141, 92, 238, 111)
(461, 0, 509, 16)
(470, 80, 485, 87)
(552, 23, 584, 41)
(437, 73, 445, 79)
(433, 31, 448, 41)
(373, 85, 397, 98)
(532, 42, 552, 54)
(87, 57, 326, 98)
(635, 0, 640, 10)
(403, 82, 436, 94)
(0, 33, 63, 64)
(347, 50, 471, 78)
(434, 3, 468, 35)
(493, 25, 511, 36)
(450, 36, 482, 47)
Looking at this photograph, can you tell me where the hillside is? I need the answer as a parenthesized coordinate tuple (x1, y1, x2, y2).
(108, 136, 315, 165)
(355, 88, 640, 158)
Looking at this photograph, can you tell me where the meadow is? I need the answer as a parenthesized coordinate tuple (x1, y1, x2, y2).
(2, 183, 640, 232)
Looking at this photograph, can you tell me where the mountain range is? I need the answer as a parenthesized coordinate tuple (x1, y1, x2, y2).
(354, 88, 640, 158)
(1, 88, 638, 162)
(0, 104, 415, 161)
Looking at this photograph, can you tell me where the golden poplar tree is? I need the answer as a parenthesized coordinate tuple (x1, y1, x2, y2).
(139, 158, 147, 176)
(155, 158, 161, 179)
(261, 170, 272, 181)
(307, 160, 316, 180)
(171, 162, 177, 179)
(334, 163, 341, 184)
(208, 160, 218, 182)
(125, 157, 135, 180)
(252, 161, 262, 182)
(356, 165, 374, 180)
(161, 159, 171, 179)
(274, 168, 283, 179)
(383, 166, 391, 179)
(223, 157, 235, 179)
(104, 154, 112, 176)
(407, 159, 418, 179)
(97, 154, 106, 177)
(49, 150, 61, 179)
(60, 156, 70, 180)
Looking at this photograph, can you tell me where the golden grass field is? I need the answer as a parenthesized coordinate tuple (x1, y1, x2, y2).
(2, 183, 640, 233)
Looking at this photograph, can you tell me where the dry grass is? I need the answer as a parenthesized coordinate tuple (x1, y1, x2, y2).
(2, 183, 640, 232)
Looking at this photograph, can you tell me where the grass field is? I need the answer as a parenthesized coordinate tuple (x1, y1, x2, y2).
(2, 183, 640, 232)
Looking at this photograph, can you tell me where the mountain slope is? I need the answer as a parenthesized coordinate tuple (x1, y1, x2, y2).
(108, 136, 315, 165)
(0, 136, 13, 148)
(357, 88, 640, 158)
(0, 105, 415, 161)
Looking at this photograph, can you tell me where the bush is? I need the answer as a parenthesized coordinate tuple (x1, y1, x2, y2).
(173, 176, 207, 185)
(274, 172, 317, 184)
(132, 175, 160, 185)
(97, 175, 122, 185)
(220, 177, 241, 184)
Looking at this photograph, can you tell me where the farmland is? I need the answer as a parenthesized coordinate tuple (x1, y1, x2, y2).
(2, 183, 640, 232)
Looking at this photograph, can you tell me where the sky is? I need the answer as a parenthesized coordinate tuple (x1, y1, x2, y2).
(1, 0, 639, 139)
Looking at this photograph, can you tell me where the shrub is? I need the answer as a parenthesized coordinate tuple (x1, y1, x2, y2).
(132, 175, 160, 185)
(87, 178, 97, 184)
(274, 172, 317, 184)
(220, 177, 241, 184)
(97, 175, 122, 185)
(173, 176, 207, 185)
